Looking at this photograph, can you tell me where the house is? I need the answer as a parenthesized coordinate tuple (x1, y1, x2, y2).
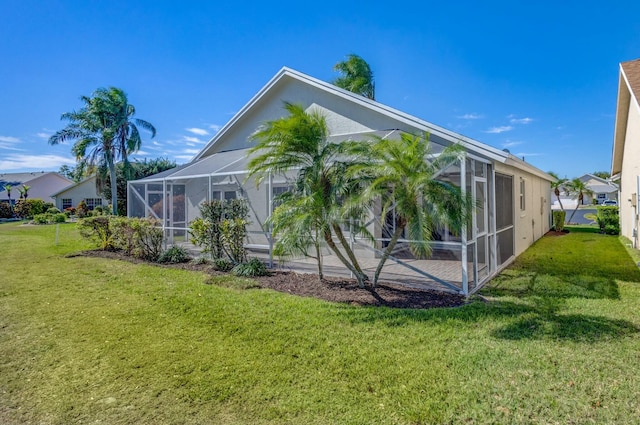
(612, 58, 640, 245)
(0, 172, 72, 205)
(550, 173, 619, 210)
(128, 67, 553, 295)
(50, 175, 110, 211)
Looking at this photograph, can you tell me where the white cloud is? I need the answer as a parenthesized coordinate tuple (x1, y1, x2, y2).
(208, 124, 221, 132)
(485, 126, 513, 134)
(509, 117, 534, 124)
(457, 113, 483, 120)
(0, 136, 20, 143)
(181, 148, 200, 155)
(185, 127, 209, 136)
(183, 136, 205, 144)
(502, 140, 523, 148)
(36, 132, 52, 139)
(0, 154, 75, 170)
(174, 155, 194, 161)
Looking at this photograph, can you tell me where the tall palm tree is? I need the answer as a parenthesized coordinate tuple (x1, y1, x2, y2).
(565, 178, 595, 223)
(17, 185, 30, 200)
(350, 133, 472, 286)
(248, 102, 370, 287)
(333, 54, 375, 100)
(49, 87, 155, 215)
(548, 171, 567, 211)
(3, 184, 12, 206)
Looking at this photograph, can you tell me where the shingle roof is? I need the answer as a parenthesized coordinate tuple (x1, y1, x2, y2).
(621, 58, 640, 100)
(0, 171, 50, 187)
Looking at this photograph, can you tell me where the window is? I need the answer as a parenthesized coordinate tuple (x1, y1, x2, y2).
(519, 178, 526, 211)
(84, 198, 103, 210)
(62, 198, 73, 209)
(211, 190, 237, 201)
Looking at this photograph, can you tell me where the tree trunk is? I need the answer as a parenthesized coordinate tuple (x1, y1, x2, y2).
(314, 239, 323, 281)
(567, 194, 582, 223)
(108, 159, 118, 215)
(373, 219, 406, 287)
(323, 230, 367, 287)
(332, 224, 368, 281)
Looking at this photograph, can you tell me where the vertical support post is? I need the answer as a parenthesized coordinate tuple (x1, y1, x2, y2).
(126, 181, 131, 218)
(460, 156, 469, 296)
(268, 172, 274, 268)
(490, 165, 497, 273)
(162, 178, 167, 250)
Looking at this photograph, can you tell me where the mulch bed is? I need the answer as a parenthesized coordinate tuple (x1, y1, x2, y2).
(73, 250, 467, 309)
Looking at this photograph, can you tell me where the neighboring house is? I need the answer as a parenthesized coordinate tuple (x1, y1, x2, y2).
(612, 58, 640, 246)
(51, 175, 109, 211)
(128, 67, 553, 295)
(550, 173, 619, 210)
(0, 172, 72, 205)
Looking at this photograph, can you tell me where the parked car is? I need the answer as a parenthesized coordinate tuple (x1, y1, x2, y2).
(602, 200, 618, 206)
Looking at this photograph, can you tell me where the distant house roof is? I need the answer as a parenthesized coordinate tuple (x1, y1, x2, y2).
(0, 171, 51, 187)
(612, 58, 640, 176)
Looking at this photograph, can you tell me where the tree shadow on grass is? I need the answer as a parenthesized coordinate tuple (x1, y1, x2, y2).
(335, 271, 639, 343)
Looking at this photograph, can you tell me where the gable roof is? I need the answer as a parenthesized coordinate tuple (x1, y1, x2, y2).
(612, 58, 640, 176)
(193, 67, 552, 181)
(0, 171, 54, 187)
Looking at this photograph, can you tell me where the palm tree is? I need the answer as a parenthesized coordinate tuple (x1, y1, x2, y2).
(565, 178, 595, 223)
(17, 185, 30, 200)
(333, 54, 375, 100)
(248, 102, 370, 287)
(548, 171, 567, 211)
(49, 87, 155, 215)
(349, 133, 472, 286)
(3, 184, 12, 206)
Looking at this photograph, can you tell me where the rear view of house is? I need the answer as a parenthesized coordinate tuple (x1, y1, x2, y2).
(128, 67, 553, 295)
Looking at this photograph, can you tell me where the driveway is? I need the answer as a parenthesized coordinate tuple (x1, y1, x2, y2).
(565, 208, 597, 225)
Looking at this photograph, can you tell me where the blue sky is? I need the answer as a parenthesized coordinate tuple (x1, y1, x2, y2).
(1, 1, 639, 178)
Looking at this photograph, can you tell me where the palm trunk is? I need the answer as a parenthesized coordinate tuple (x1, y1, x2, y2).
(567, 195, 582, 223)
(332, 224, 368, 281)
(314, 239, 323, 280)
(556, 195, 564, 211)
(108, 159, 118, 215)
(373, 219, 406, 287)
(323, 229, 367, 288)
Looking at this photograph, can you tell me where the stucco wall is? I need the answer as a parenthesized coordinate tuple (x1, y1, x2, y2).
(619, 97, 640, 242)
(495, 162, 551, 257)
(53, 177, 108, 210)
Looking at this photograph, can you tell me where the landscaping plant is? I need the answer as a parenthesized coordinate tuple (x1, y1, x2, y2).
(552, 210, 566, 232)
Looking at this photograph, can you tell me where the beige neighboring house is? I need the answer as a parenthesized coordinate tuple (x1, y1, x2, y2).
(51, 175, 109, 211)
(0, 171, 72, 205)
(550, 173, 618, 210)
(612, 58, 640, 246)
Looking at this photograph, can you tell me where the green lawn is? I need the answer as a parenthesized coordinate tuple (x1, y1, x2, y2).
(2, 222, 640, 424)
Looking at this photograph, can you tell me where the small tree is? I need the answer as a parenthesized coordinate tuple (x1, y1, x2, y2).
(565, 178, 594, 223)
(17, 185, 30, 200)
(548, 171, 567, 211)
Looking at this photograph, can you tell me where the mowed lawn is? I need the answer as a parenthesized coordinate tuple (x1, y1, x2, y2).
(2, 223, 640, 424)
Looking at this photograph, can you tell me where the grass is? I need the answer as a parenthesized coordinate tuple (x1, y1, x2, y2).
(2, 222, 640, 424)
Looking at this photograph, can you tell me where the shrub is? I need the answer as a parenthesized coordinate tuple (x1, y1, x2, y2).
(597, 206, 620, 235)
(46, 207, 61, 214)
(76, 200, 90, 218)
(221, 218, 248, 264)
(212, 258, 233, 272)
(192, 256, 210, 265)
(77, 216, 115, 250)
(158, 246, 191, 264)
(0, 202, 12, 219)
(552, 210, 566, 232)
(13, 199, 46, 219)
(232, 258, 269, 277)
(110, 217, 163, 261)
(33, 214, 49, 224)
(52, 213, 66, 223)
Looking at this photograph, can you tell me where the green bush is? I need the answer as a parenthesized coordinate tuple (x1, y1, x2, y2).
(597, 206, 620, 235)
(110, 217, 163, 261)
(212, 258, 233, 272)
(552, 210, 566, 232)
(192, 256, 210, 265)
(13, 199, 46, 219)
(0, 202, 12, 219)
(232, 258, 269, 277)
(221, 218, 248, 264)
(77, 216, 114, 250)
(52, 213, 66, 223)
(76, 200, 90, 218)
(158, 246, 191, 264)
(46, 207, 61, 214)
(33, 214, 49, 224)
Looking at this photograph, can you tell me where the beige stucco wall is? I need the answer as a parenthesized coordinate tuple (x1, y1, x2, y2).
(495, 162, 552, 257)
(53, 177, 108, 210)
(619, 97, 640, 242)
